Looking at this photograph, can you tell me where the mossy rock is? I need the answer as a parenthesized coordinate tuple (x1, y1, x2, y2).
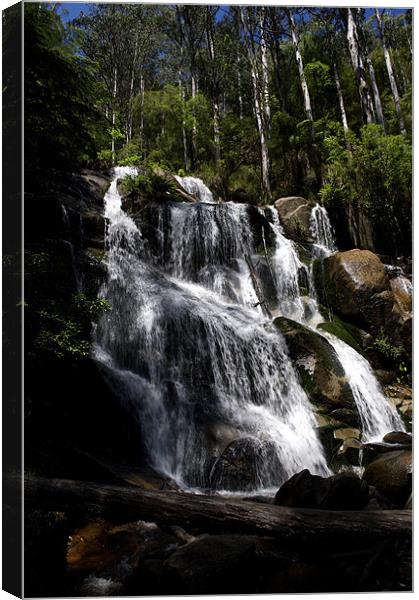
(274, 317, 356, 413)
(317, 314, 364, 354)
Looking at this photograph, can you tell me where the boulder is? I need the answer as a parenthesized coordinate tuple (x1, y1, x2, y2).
(337, 438, 362, 466)
(209, 437, 281, 491)
(382, 431, 412, 446)
(274, 317, 356, 413)
(384, 384, 412, 427)
(275, 469, 370, 510)
(362, 450, 412, 506)
(390, 276, 412, 313)
(274, 196, 316, 243)
(81, 210, 105, 249)
(314, 250, 412, 356)
(314, 249, 390, 322)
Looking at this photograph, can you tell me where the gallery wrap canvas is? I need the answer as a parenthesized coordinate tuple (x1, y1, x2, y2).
(2, 1, 413, 597)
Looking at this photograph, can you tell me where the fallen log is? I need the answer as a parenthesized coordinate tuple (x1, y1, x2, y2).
(15, 475, 411, 548)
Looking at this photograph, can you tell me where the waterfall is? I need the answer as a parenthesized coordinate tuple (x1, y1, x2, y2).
(269, 204, 404, 442)
(322, 333, 404, 441)
(309, 203, 337, 257)
(94, 167, 330, 491)
(175, 175, 215, 203)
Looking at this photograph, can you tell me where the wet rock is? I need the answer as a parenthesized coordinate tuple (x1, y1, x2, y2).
(382, 431, 412, 446)
(362, 450, 412, 506)
(81, 210, 105, 249)
(314, 249, 390, 321)
(333, 427, 361, 441)
(337, 438, 362, 466)
(384, 384, 412, 427)
(274, 317, 356, 412)
(374, 369, 396, 385)
(275, 469, 369, 510)
(274, 196, 316, 243)
(209, 437, 282, 491)
(314, 250, 412, 356)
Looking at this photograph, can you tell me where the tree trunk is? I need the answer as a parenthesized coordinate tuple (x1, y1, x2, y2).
(178, 46, 190, 172)
(333, 63, 349, 132)
(20, 476, 412, 546)
(375, 9, 406, 135)
(111, 65, 117, 165)
(259, 7, 271, 135)
(287, 9, 313, 122)
(346, 8, 375, 124)
(240, 8, 271, 200)
(237, 67, 243, 120)
(127, 35, 139, 143)
(206, 10, 221, 167)
(139, 73, 145, 152)
(191, 73, 198, 167)
(365, 54, 385, 129)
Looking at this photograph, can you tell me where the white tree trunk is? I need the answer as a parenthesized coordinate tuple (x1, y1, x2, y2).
(112, 65, 117, 165)
(139, 73, 145, 151)
(241, 8, 271, 199)
(346, 8, 375, 124)
(365, 54, 385, 128)
(191, 74, 198, 164)
(287, 10, 313, 122)
(179, 69, 190, 172)
(237, 60, 243, 119)
(206, 13, 221, 166)
(333, 63, 349, 132)
(127, 36, 139, 143)
(259, 7, 271, 134)
(375, 9, 406, 135)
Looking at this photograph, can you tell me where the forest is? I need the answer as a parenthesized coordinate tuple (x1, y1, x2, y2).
(2, 2, 413, 597)
(21, 2, 412, 255)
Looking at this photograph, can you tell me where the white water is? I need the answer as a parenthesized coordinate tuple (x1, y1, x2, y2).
(94, 167, 330, 491)
(309, 203, 337, 257)
(95, 169, 403, 492)
(268, 202, 404, 442)
(175, 175, 216, 203)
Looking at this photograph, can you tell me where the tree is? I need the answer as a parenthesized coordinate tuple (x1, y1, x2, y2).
(375, 9, 406, 135)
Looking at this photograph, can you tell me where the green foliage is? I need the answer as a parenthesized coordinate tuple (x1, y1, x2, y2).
(24, 3, 105, 182)
(33, 294, 110, 360)
(373, 331, 408, 383)
(320, 125, 412, 254)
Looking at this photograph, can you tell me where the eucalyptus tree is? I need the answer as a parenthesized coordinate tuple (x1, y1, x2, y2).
(240, 6, 272, 199)
(285, 8, 313, 123)
(344, 8, 376, 125)
(355, 9, 385, 130)
(375, 9, 406, 135)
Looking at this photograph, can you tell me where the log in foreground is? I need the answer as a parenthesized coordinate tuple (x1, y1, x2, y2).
(20, 475, 411, 546)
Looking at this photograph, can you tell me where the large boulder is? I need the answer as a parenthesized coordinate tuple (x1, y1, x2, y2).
(314, 249, 412, 356)
(362, 449, 412, 506)
(209, 437, 281, 491)
(274, 197, 316, 243)
(275, 469, 370, 510)
(274, 317, 356, 414)
(314, 249, 390, 321)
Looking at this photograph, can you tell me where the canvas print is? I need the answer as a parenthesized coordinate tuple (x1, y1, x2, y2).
(2, 1, 412, 597)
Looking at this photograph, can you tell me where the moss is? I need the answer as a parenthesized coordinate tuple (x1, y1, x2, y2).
(294, 242, 312, 267)
(318, 316, 363, 354)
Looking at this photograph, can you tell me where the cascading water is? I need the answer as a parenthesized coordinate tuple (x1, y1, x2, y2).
(267, 203, 404, 442)
(175, 175, 216, 204)
(309, 203, 337, 257)
(94, 167, 330, 491)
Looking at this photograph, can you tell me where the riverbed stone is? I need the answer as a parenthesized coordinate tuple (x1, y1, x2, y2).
(275, 469, 369, 510)
(274, 196, 316, 243)
(362, 449, 412, 506)
(274, 317, 356, 413)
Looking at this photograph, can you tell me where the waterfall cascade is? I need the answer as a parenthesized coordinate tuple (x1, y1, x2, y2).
(94, 168, 403, 492)
(175, 175, 216, 204)
(309, 203, 337, 257)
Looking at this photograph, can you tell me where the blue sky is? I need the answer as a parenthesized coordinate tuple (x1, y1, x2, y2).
(58, 2, 407, 23)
